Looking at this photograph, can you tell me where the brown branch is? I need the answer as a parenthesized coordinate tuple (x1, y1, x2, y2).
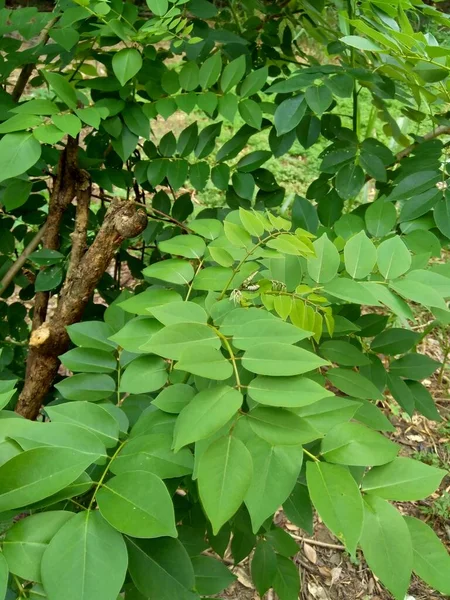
(0, 224, 47, 297)
(31, 137, 79, 331)
(16, 199, 147, 420)
(12, 15, 59, 102)
(395, 125, 450, 161)
(66, 172, 91, 281)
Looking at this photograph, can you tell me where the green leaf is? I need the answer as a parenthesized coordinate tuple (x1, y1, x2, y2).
(143, 259, 195, 285)
(190, 161, 210, 191)
(320, 341, 369, 366)
(245, 437, 303, 532)
(0, 447, 96, 511)
(199, 52, 222, 89)
(151, 301, 207, 326)
(365, 200, 397, 237)
(273, 554, 300, 600)
(371, 328, 420, 355)
(407, 381, 441, 420)
(434, 193, 450, 238)
(248, 375, 332, 408)
(295, 396, 360, 435)
(324, 278, 380, 306)
(127, 537, 198, 600)
(175, 346, 233, 380)
(221, 55, 246, 93)
(192, 266, 234, 291)
(11, 99, 59, 115)
(341, 35, 383, 51)
(0, 113, 41, 133)
(42, 72, 78, 109)
(247, 407, 321, 445)
(179, 62, 200, 91)
(192, 556, 235, 595)
(112, 48, 143, 86)
(0, 133, 41, 183)
(377, 236, 411, 280)
(112, 433, 193, 479)
(321, 422, 398, 466)
(360, 496, 412, 600)
(307, 233, 340, 283)
(59, 347, 117, 373)
(55, 373, 115, 402)
(120, 356, 168, 394)
(390, 353, 440, 381)
(390, 278, 447, 310)
(97, 471, 176, 538)
(305, 85, 332, 115)
(283, 484, 313, 535)
(142, 322, 220, 359)
(344, 231, 376, 279)
(306, 461, 363, 557)
(67, 321, 116, 352)
(362, 457, 446, 500)
(242, 342, 328, 376)
(3, 511, 74, 582)
(35, 265, 63, 292)
(233, 319, 310, 351)
(274, 95, 306, 135)
(387, 374, 415, 415)
(0, 552, 7, 600)
(52, 114, 82, 137)
(42, 511, 128, 600)
(119, 288, 181, 316)
(173, 386, 242, 451)
(153, 384, 195, 414)
(240, 66, 268, 97)
(167, 160, 189, 191)
(198, 435, 252, 534)
(327, 368, 382, 400)
(109, 317, 163, 353)
(251, 540, 277, 597)
(335, 164, 365, 200)
(404, 516, 450, 595)
(45, 401, 119, 449)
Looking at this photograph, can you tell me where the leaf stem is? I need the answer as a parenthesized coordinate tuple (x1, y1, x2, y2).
(185, 259, 203, 302)
(88, 440, 127, 510)
(213, 328, 241, 389)
(303, 448, 319, 462)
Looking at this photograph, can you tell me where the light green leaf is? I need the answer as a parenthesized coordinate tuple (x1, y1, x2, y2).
(247, 407, 321, 445)
(142, 322, 220, 359)
(404, 516, 450, 595)
(232, 319, 310, 351)
(119, 288, 182, 316)
(321, 422, 398, 466)
(112, 48, 143, 86)
(52, 114, 82, 137)
(360, 496, 412, 600)
(245, 437, 303, 532)
(390, 278, 447, 310)
(152, 384, 195, 414)
(341, 35, 383, 51)
(242, 342, 328, 376)
(0, 552, 7, 600)
(192, 266, 234, 291)
(189, 219, 223, 240)
(306, 461, 363, 557)
(45, 401, 119, 448)
(151, 301, 207, 326)
(59, 347, 117, 373)
(344, 231, 377, 279)
(198, 435, 253, 534)
(41, 511, 128, 600)
(362, 457, 446, 500)
(159, 235, 206, 259)
(119, 356, 168, 394)
(0, 447, 97, 511)
(143, 259, 195, 285)
(109, 317, 163, 353)
(3, 511, 74, 582)
(307, 234, 340, 283)
(248, 375, 332, 408)
(175, 346, 233, 380)
(97, 471, 176, 538)
(365, 200, 397, 237)
(377, 236, 411, 280)
(42, 72, 78, 108)
(55, 373, 115, 402)
(295, 396, 361, 434)
(327, 367, 382, 400)
(0, 133, 42, 183)
(173, 386, 242, 451)
(112, 433, 193, 479)
(324, 278, 380, 306)
(66, 321, 116, 352)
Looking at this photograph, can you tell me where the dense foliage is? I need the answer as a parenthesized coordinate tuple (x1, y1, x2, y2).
(0, 0, 450, 599)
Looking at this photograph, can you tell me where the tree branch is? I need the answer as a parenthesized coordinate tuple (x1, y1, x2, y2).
(395, 125, 450, 161)
(0, 225, 47, 297)
(12, 15, 59, 102)
(66, 171, 91, 282)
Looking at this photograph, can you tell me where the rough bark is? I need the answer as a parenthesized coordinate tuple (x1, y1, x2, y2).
(16, 198, 147, 420)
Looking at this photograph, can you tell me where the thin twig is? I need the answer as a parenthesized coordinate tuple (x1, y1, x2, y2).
(395, 125, 450, 161)
(291, 534, 345, 551)
(0, 224, 47, 296)
(12, 15, 60, 102)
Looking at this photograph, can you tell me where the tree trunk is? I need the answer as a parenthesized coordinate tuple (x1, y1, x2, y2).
(16, 198, 147, 420)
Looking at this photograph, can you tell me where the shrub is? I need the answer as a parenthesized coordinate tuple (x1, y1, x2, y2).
(0, 1, 449, 599)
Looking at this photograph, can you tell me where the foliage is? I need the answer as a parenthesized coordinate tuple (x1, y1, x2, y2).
(0, 0, 450, 599)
